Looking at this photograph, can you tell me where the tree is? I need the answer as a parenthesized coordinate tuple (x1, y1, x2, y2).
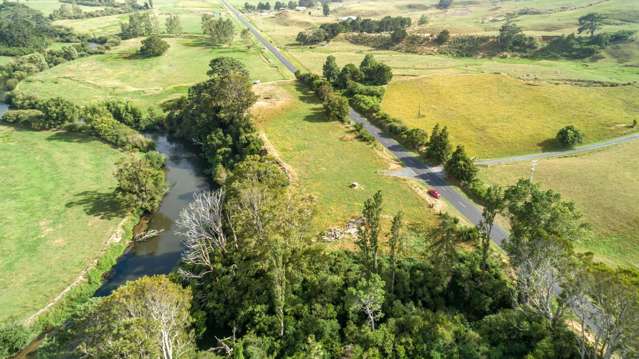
(445, 145, 477, 184)
(165, 14, 182, 34)
(58, 276, 196, 358)
(391, 28, 408, 44)
(425, 123, 451, 164)
(139, 35, 170, 57)
(201, 15, 235, 45)
(428, 213, 462, 275)
(114, 155, 167, 213)
(357, 191, 383, 275)
(0, 321, 32, 359)
(388, 211, 404, 294)
(347, 274, 386, 330)
(323, 93, 349, 122)
(120, 12, 157, 39)
(359, 54, 393, 85)
(322, 55, 340, 84)
(322, 2, 329, 16)
(578, 13, 605, 38)
(498, 20, 523, 51)
(166, 57, 261, 181)
(418, 14, 428, 26)
(0, 2, 52, 50)
(477, 185, 504, 270)
(336, 63, 364, 88)
(240, 28, 252, 48)
(571, 265, 639, 359)
(435, 29, 450, 44)
(556, 125, 583, 148)
(438, 0, 453, 9)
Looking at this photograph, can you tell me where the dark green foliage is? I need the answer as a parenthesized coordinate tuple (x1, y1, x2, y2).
(425, 123, 451, 164)
(445, 145, 477, 184)
(103, 99, 156, 130)
(556, 125, 584, 147)
(435, 29, 450, 44)
(497, 20, 537, 52)
(139, 35, 169, 57)
(322, 55, 340, 84)
(297, 16, 411, 45)
(362, 61, 392, 85)
(323, 93, 349, 122)
(352, 122, 374, 143)
(578, 13, 605, 38)
(438, 0, 453, 9)
(0, 321, 32, 359)
(538, 34, 598, 59)
(336, 63, 363, 88)
(1, 109, 45, 129)
(418, 14, 428, 25)
(0, 2, 53, 51)
(322, 2, 329, 16)
(49, 4, 132, 21)
(477, 309, 580, 358)
(295, 28, 328, 45)
(114, 154, 167, 212)
(166, 57, 262, 182)
(344, 81, 385, 99)
(201, 15, 234, 45)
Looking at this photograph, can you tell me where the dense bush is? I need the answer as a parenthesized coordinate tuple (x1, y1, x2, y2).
(556, 125, 584, 147)
(120, 12, 158, 39)
(1, 109, 46, 129)
(139, 35, 170, 57)
(114, 155, 167, 212)
(445, 145, 478, 184)
(297, 16, 412, 45)
(0, 321, 33, 359)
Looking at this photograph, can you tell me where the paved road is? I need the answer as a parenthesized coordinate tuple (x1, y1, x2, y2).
(219, 0, 508, 244)
(477, 131, 639, 166)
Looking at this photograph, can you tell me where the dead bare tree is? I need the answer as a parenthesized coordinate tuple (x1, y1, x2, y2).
(176, 190, 227, 278)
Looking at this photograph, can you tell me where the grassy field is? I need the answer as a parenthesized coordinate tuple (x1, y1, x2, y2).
(253, 82, 438, 232)
(382, 74, 639, 158)
(18, 37, 289, 108)
(0, 125, 127, 322)
(479, 140, 639, 268)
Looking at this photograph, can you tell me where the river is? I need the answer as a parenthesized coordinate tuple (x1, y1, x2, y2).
(95, 133, 209, 296)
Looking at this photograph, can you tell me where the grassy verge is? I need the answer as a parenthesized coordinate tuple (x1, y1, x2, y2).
(479, 140, 639, 268)
(0, 125, 127, 323)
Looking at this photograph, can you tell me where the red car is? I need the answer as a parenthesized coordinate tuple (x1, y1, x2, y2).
(427, 189, 441, 199)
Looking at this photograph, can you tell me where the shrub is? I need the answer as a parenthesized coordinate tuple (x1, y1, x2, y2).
(1, 109, 46, 129)
(556, 125, 583, 147)
(114, 155, 168, 213)
(323, 93, 350, 122)
(0, 321, 33, 359)
(83, 105, 154, 151)
(445, 145, 477, 184)
(345, 81, 385, 99)
(4, 78, 18, 91)
(139, 35, 170, 57)
(436, 29, 450, 44)
(104, 99, 152, 130)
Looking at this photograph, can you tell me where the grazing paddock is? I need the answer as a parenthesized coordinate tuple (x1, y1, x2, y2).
(17, 37, 289, 108)
(479, 140, 639, 268)
(253, 82, 438, 231)
(381, 74, 639, 158)
(0, 125, 127, 322)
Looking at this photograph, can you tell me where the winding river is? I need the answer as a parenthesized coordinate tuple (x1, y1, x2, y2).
(95, 133, 209, 296)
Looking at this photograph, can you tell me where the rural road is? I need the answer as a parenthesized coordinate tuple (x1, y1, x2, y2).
(219, 0, 508, 244)
(476, 131, 639, 166)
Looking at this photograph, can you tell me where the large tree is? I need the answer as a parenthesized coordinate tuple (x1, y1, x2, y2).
(578, 13, 605, 38)
(201, 15, 235, 45)
(322, 55, 340, 84)
(114, 154, 167, 213)
(52, 276, 196, 358)
(166, 57, 261, 181)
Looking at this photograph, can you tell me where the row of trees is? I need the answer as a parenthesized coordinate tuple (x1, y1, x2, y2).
(296, 16, 412, 45)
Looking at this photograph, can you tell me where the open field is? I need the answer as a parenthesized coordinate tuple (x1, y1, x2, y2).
(479, 140, 639, 268)
(0, 125, 126, 322)
(18, 37, 289, 108)
(382, 74, 639, 158)
(253, 82, 438, 231)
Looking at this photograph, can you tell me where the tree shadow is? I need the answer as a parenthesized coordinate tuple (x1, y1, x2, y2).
(294, 83, 320, 104)
(66, 190, 125, 220)
(537, 138, 564, 152)
(46, 131, 95, 144)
